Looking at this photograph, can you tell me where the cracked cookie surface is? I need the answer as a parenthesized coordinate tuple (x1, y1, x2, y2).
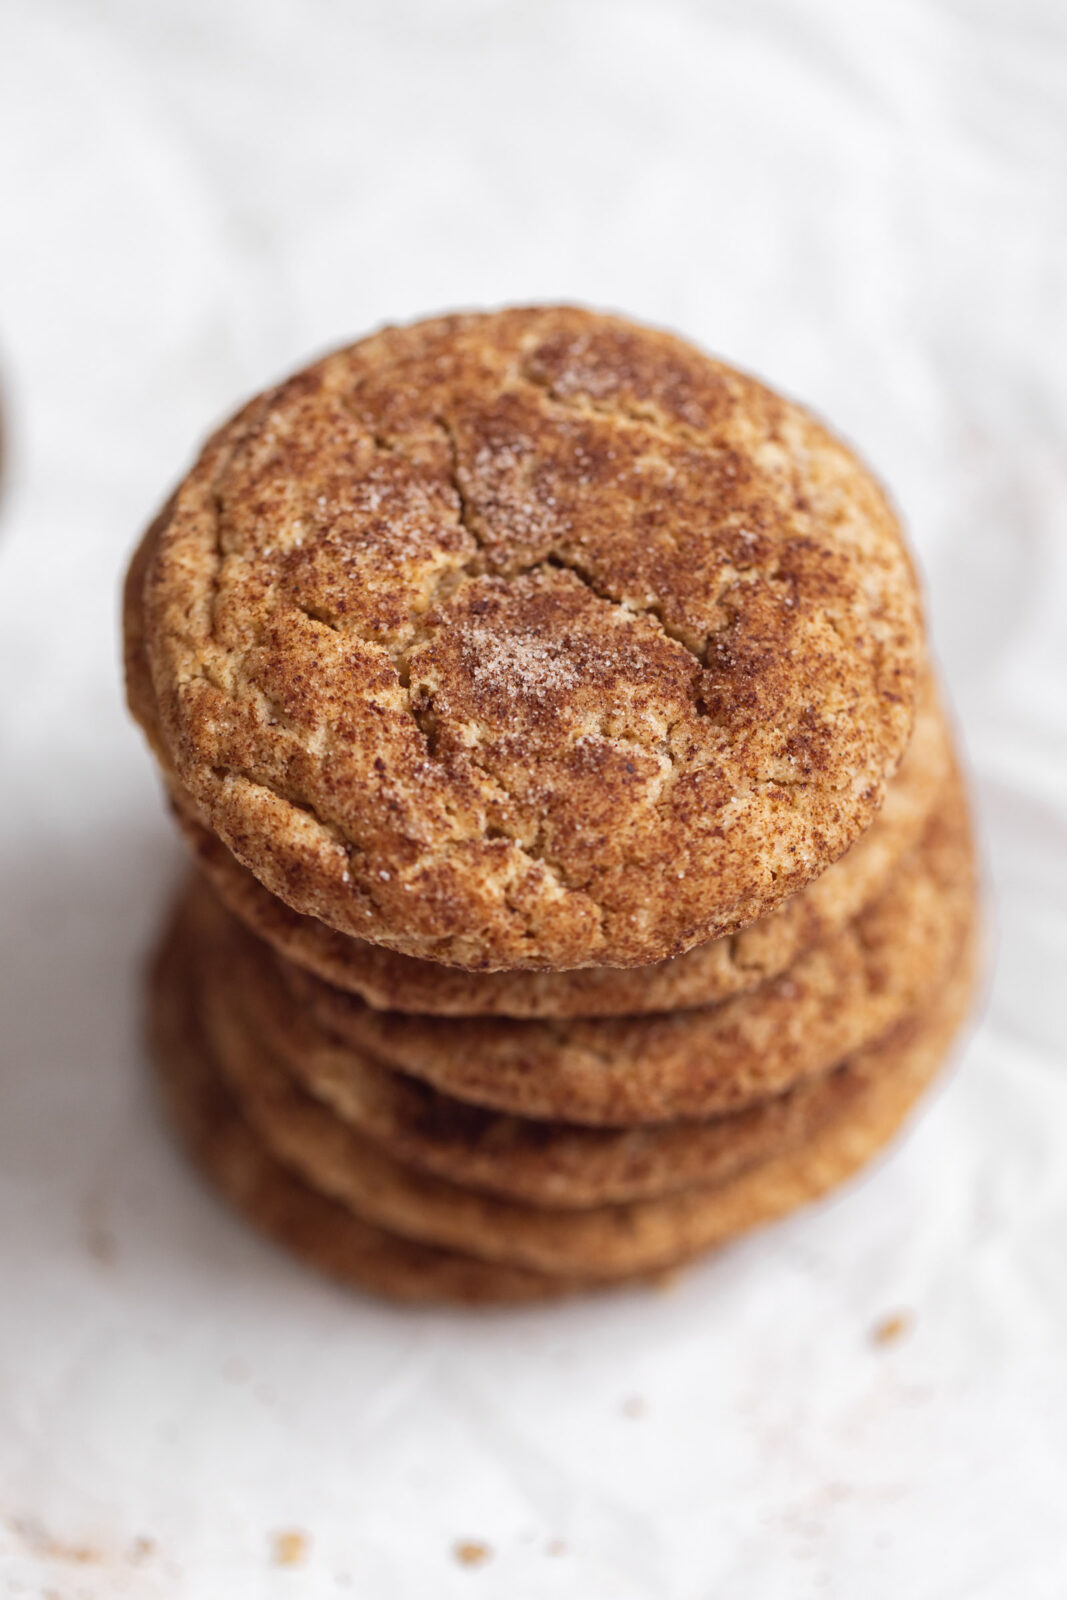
(132, 307, 923, 969)
(126, 533, 949, 1013)
(226, 768, 974, 1125)
(165, 677, 951, 1016)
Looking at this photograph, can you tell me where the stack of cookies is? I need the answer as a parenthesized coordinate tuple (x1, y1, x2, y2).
(123, 307, 978, 1304)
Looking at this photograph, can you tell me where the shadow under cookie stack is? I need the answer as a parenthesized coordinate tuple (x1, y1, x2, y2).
(124, 307, 979, 1305)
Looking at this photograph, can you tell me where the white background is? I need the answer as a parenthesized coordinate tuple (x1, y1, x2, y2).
(2, 1, 1066, 1595)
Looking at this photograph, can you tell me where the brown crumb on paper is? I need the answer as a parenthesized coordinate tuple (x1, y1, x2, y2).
(272, 1529, 309, 1567)
(872, 1311, 913, 1346)
(622, 1395, 647, 1419)
(454, 1539, 491, 1567)
(545, 1538, 567, 1557)
(8, 1515, 99, 1565)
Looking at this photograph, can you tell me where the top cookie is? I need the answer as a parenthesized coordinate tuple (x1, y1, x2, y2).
(134, 307, 923, 969)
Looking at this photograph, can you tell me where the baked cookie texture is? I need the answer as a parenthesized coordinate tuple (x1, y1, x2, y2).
(178, 868, 966, 1212)
(127, 305, 979, 1305)
(128, 307, 924, 971)
(150, 931, 584, 1305)
(150, 896, 977, 1299)
(126, 530, 946, 1011)
(158, 675, 952, 1017)
(221, 768, 973, 1124)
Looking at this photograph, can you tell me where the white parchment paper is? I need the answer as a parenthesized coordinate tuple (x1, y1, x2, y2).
(1, 2, 1066, 1594)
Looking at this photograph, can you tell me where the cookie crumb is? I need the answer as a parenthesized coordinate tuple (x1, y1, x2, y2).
(453, 1540, 491, 1567)
(272, 1529, 308, 1567)
(871, 1311, 912, 1346)
(128, 1535, 156, 1564)
(622, 1395, 646, 1419)
(10, 1515, 98, 1565)
(545, 1538, 567, 1557)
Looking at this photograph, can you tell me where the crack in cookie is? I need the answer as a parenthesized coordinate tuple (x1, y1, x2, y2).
(131, 307, 923, 969)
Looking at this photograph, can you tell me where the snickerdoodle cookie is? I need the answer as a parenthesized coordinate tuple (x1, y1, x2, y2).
(149, 929, 581, 1304)
(191, 895, 954, 1211)
(150, 897, 977, 1294)
(220, 769, 973, 1125)
(127, 529, 947, 1011)
(127, 307, 924, 971)
(161, 678, 951, 1016)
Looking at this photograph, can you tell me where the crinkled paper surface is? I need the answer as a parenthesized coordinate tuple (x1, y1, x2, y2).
(1, 2, 1065, 1595)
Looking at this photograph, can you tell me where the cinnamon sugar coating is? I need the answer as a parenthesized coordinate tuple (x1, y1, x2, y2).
(149, 896, 977, 1295)
(130, 307, 923, 969)
(222, 768, 974, 1125)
